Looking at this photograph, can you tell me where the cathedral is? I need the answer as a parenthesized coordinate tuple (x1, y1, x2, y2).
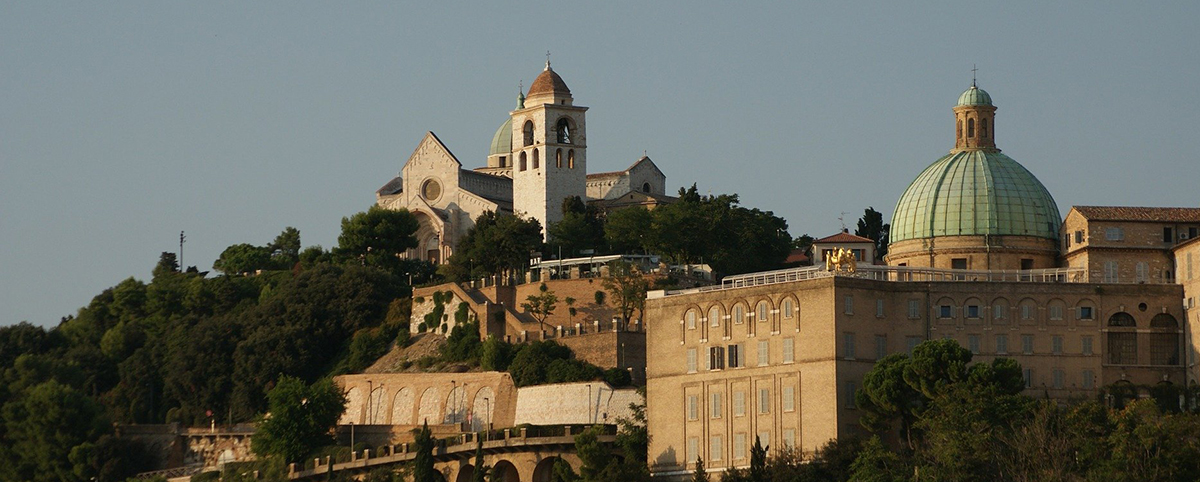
(375, 61, 669, 264)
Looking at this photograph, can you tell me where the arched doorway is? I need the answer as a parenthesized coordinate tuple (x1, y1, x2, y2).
(532, 456, 564, 482)
(492, 460, 520, 482)
(455, 464, 476, 482)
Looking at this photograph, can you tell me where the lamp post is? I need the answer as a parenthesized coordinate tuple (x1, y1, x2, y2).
(586, 383, 593, 424)
(484, 397, 491, 434)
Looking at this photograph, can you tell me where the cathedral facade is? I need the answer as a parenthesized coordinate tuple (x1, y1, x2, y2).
(375, 62, 668, 264)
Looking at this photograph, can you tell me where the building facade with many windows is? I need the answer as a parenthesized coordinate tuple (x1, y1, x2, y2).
(644, 83, 1196, 479)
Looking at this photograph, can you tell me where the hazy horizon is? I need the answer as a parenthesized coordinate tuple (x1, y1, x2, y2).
(4, 2, 1198, 327)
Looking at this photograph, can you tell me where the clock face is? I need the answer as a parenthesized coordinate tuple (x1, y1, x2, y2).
(421, 179, 442, 202)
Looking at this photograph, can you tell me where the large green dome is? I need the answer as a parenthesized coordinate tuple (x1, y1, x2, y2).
(489, 117, 512, 156)
(890, 150, 1062, 243)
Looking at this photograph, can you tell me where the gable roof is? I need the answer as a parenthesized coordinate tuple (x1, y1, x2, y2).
(586, 156, 663, 180)
(1072, 206, 1200, 223)
(814, 232, 875, 244)
(405, 131, 462, 168)
(376, 175, 403, 196)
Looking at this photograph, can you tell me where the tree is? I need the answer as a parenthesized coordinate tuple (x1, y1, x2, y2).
(748, 436, 768, 482)
(548, 196, 605, 257)
(691, 457, 708, 482)
(604, 206, 653, 254)
(269, 227, 301, 268)
(444, 212, 543, 282)
(849, 437, 909, 482)
(470, 435, 490, 482)
(855, 207, 890, 258)
(602, 261, 650, 323)
(480, 336, 514, 372)
(411, 421, 436, 482)
(565, 297, 577, 323)
(521, 283, 558, 334)
(1, 380, 110, 482)
(646, 185, 791, 275)
(574, 425, 612, 482)
(213, 243, 273, 275)
(335, 206, 420, 273)
(251, 376, 347, 463)
(153, 252, 179, 278)
(855, 354, 923, 449)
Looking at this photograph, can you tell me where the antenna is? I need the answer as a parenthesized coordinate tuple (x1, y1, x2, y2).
(179, 231, 186, 271)
(838, 212, 848, 231)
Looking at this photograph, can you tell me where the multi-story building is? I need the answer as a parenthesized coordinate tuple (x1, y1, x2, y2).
(644, 83, 1197, 479)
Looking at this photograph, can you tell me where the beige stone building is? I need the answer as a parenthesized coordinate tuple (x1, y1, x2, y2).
(644, 83, 1198, 479)
(375, 61, 669, 261)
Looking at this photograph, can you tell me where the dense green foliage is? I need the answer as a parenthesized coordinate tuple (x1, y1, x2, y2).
(0, 207, 424, 479)
(637, 185, 792, 275)
(444, 185, 794, 281)
(251, 376, 347, 463)
(442, 211, 545, 282)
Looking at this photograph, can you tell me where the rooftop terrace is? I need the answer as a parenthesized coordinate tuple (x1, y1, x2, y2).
(655, 264, 1175, 298)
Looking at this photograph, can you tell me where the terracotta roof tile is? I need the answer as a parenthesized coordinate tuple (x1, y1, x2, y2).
(1073, 206, 1200, 223)
(814, 232, 875, 244)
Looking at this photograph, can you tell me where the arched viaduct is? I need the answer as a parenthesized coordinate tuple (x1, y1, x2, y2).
(288, 427, 616, 482)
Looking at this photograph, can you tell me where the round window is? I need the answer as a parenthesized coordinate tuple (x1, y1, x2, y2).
(421, 179, 442, 201)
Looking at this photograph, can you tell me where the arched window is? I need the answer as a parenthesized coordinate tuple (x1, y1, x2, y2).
(568, 150, 575, 169)
(967, 118, 975, 137)
(981, 118, 989, 138)
(957, 120, 963, 139)
(1150, 313, 1180, 366)
(532, 149, 540, 169)
(757, 301, 769, 322)
(642, 182, 652, 193)
(556, 149, 563, 168)
(523, 120, 534, 147)
(518, 152, 527, 171)
(1109, 312, 1136, 327)
(1108, 312, 1137, 365)
(556, 118, 572, 144)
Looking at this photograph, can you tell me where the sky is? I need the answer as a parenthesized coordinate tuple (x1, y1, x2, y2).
(3, 2, 1199, 328)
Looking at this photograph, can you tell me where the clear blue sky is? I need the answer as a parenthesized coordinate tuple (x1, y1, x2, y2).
(4, 2, 1198, 327)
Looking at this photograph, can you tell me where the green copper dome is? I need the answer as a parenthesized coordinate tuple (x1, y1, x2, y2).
(489, 91, 525, 157)
(890, 150, 1062, 243)
(489, 117, 512, 156)
(957, 85, 992, 106)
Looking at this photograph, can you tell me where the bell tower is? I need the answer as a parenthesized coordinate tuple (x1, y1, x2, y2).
(511, 59, 588, 238)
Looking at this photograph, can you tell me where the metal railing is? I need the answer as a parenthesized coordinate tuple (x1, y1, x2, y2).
(661, 265, 1136, 296)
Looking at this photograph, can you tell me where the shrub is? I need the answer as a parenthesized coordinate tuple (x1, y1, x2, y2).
(603, 367, 633, 387)
(480, 335, 514, 371)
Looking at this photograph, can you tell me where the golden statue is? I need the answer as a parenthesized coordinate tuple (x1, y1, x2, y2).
(825, 247, 857, 274)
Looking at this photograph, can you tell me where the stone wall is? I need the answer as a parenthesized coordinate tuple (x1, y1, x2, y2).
(411, 287, 480, 335)
(514, 382, 640, 426)
(335, 372, 518, 435)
